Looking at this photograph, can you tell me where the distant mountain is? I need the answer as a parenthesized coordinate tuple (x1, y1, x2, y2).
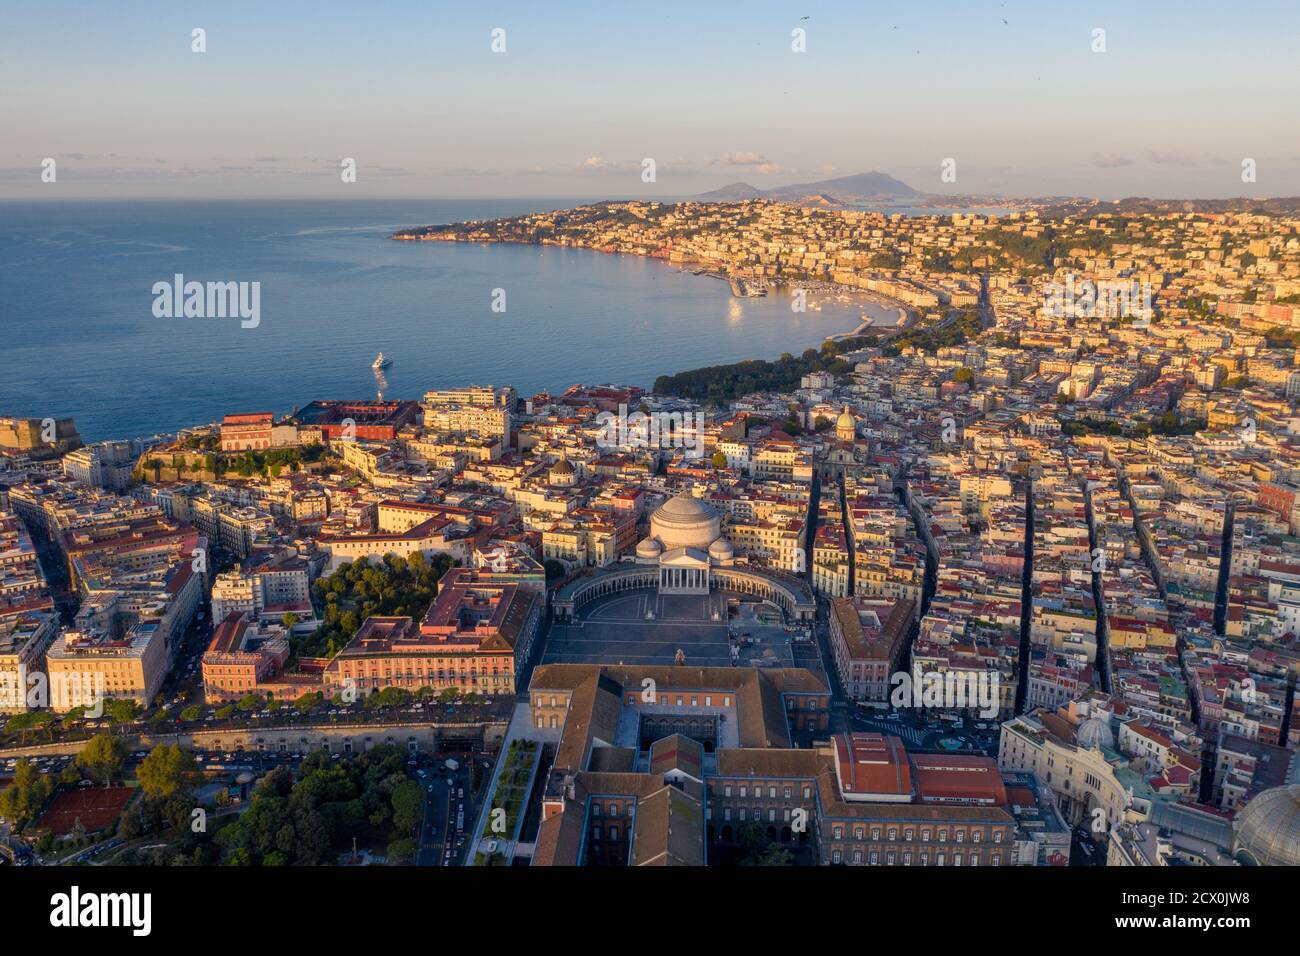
(794, 193, 839, 207)
(694, 182, 764, 201)
(765, 172, 920, 201)
(694, 171, 920, 204)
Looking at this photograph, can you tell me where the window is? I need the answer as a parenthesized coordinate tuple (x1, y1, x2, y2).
(783, 786, 792, 798)
(803, 786, 812, 799)
(739, 786, 747, 798)
(768, 786, 777, 799)
(724, 784, 732, 798)
(833, 826, 843, 840)
(832, 850, 842, 864)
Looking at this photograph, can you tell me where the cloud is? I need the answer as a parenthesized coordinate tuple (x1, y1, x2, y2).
(716, 151, 771, 167)
(1145, 149, 1198, 167)
(1091, 153, 1135, 168)
(710, 152, 792, 175)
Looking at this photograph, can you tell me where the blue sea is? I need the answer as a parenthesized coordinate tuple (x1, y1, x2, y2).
(0, 200, 895, 442)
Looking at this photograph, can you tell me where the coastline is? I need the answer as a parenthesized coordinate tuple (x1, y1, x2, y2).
(393, 229, 922, 327)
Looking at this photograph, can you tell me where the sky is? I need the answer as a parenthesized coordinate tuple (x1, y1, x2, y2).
(2, 0, 1299, 201)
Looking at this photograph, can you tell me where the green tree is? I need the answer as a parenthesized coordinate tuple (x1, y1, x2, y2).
(5, 710, 54, 744)
(138, 744, 200, 801)
(391, 780, 425, 834)
(77, 734, 126, 786)
(387, 837, 417, 863)
(103, 699, 139, 724)
(0, 758, 55, 827)
(759, 845, 795, 866)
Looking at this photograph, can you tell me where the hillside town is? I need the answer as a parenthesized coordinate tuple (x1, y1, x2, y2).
(2, 201, 1300, 870)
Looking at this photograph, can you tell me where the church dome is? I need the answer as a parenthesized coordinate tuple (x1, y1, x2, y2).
(1234, 784, 1300, 866)
(1075, 715, 1114, 751)
(836, 406, 856, 430)
(650, 494, 721, 551)
(636, 537, 662, 559)
(708, 537, 735, 559)
(550, 458, 575, 475)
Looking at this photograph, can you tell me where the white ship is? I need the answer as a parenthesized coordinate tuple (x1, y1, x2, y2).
(372, 352, 392, 370)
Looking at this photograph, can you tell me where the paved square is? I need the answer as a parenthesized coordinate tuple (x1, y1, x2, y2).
(541, 590, 797, 669)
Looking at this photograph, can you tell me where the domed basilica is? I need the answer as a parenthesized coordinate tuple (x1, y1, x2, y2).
(635, 493, 735, 594)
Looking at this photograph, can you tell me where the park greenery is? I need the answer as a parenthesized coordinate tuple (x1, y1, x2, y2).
(881, 311, 983, 356)
(215, 745, 424, 865)
(0, 759, 54, 828)
(303, 550, 455, 658)
(77, 733, 126, 786)
(479, 738, 539, 845)
(1062, 414, 1206, 439)
(141, 442, 327, 482)
(654, 338, 870, 403)
(117, 743, 205, 839)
